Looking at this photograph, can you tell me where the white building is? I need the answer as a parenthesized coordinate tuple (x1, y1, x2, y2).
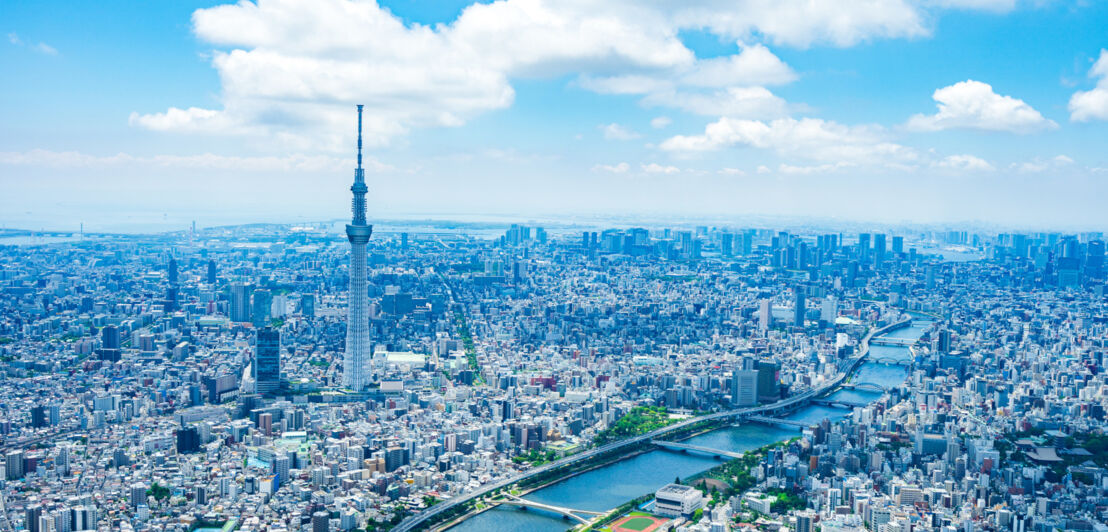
(655, 483, 704, 517)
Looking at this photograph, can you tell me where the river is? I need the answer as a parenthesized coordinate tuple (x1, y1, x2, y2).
(448, 315, 933, 531)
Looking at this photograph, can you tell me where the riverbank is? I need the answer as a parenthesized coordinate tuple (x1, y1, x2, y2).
(439, 445, 658, 531)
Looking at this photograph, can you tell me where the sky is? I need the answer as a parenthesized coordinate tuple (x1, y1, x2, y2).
(3, 0, 1108, 232)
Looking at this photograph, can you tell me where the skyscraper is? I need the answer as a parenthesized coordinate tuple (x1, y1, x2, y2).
(254, 327, 281, 394)
(207, 259, 217, 284)
(252, 289, 272, 327)
(793, 285, 806, 327)
(230, 283, 251, 323)
(344, 105, 373, 390)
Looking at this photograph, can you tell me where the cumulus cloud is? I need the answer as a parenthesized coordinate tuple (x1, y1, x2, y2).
(933, 154, 994, 171)
(641, 163, 681, 174)
(650, 116, 672, 129)
(600, 123, 641, 140)
(672, 0, 927, 49)
(642, 86, 789, 119)
(1069, 49, 1108, 122)
(660, 117, 916, 167)
(1011, 154, 1075, 173)
(132, 0, 999, 149)
(0, 149, 393, 172)
(906, 80, 1056, 133)
(592, 162, 630, 173)
(777, 162, 855, 175)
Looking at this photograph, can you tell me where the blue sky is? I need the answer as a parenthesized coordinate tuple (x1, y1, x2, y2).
(3, 0, 1108, 231)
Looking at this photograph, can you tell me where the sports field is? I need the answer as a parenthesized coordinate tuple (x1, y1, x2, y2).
(609, 514, 668, 532)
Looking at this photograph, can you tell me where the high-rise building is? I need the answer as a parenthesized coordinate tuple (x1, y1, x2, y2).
(129, 483, 146, 510)
(254, 327, 281, 394)
(873, 233, 886, 266)
(6, 450, 24, 480)
(857, 233, 871, 259)
(757, 361, 780, 402)
(344, 105, 374, 391)
(176, 426, 200, 454)
(300, 294, 316, 318)
(793, 286, 806, 327)
(312, 511, 330, 532)
(230, 283, 252, 323)
(207, 259, 217, 284)
(731, 368, 759, 406)
(252, 289, 272, 327)
(758, 299, 771, 331)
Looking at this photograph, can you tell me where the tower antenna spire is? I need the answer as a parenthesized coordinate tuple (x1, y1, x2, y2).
(356, 104, 363, 172)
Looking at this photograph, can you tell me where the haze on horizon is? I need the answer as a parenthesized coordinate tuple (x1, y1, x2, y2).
(3, 0, 1108, 232)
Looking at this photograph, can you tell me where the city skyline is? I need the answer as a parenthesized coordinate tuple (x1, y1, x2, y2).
(4, 0, 1108, 230)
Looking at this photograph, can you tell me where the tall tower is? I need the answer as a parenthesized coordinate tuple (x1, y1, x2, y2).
(344, 105, 373, 390)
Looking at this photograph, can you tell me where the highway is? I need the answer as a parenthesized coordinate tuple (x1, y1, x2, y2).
(392, 317, 910, 532)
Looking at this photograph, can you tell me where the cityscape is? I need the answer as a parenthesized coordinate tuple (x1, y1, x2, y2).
(3, 2, 1108, 532)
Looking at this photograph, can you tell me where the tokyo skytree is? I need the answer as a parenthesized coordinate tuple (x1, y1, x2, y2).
(343, 105, 373, 390)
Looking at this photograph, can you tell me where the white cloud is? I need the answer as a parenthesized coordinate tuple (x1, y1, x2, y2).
(650, 116, 672, 129)
(1069, 49, 1108, 122)
(678, 43, 796, 88)
(578, 43, 795, 118)
(641, 162, 680, 174)
(672, 0, 927, 48)
(600, 123, 641, 140)
(0, 149, 393, 172)
(1011, 154, 1075, 173)
(933, 154, 994, 171)
(718, 167, 745, 175)
(34, 43, 58, 55)
(777, 162, 855, 175)
(926, 0, 1017, 12)
(134, 0, 988, 149)
(7, 32, 58, 55)
(660, 117, 916, 167)
(906, 80, 1056, 133)
(592, 162, 630, 173)
(643, 86, 789, 119)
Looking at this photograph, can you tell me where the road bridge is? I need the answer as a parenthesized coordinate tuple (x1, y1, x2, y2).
(839, 382, 888, 393)
(870, 337, 915, 346)
(868, 356, 913, 366)
(489, 495, 602, 525)
(391, 318, 913, 532)
(651, 440, 745, 459)
(747, 415, 813, 429)
(809, 398, 871, 409)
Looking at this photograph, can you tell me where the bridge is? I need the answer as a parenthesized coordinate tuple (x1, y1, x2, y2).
(391, 317, 913, 532)
(869, 337, 915, 346)
(489, 494, 602, 525)
(810, 397, 871, 409)
(747, 415, 813, 429)
(869, 356, 912, 366)
(651, 440, 745, 459)
(839, 382, 888, 393)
